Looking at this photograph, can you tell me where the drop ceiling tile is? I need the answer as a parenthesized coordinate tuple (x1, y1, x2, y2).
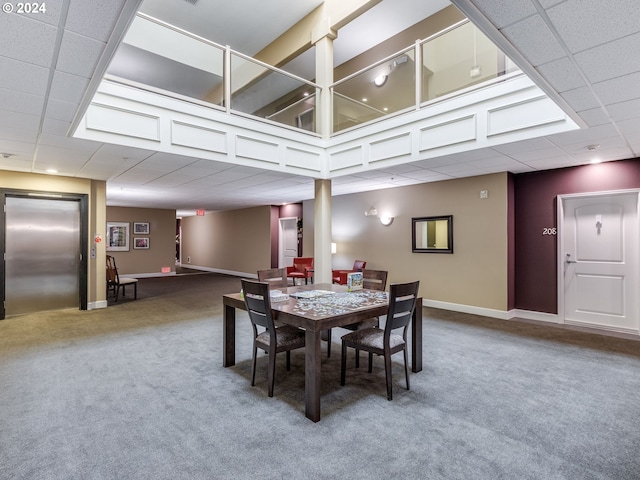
(0, 157, 33, 171)
(0, 110, 40, 135)
(501, 14, 566, 66)
(0, 57, 49, 95)
(0, 14, 57, 67)
(56, 30, 104, 78)
(536, 57, 585, 93)
(65, 0, 128, 42)
(492, 137, 555, 155)
(560, 86, 601, 112)
(0, 138, 36, 157)
(574, 32, 640, 84)
(471, 0, 537, 29)
(0, 123, 39, 143)
(45, 98, 80, 122)
(0, 87, 44, 116)
(547, 0, 640, 53)
(606, 98, 640, 122)
(41, 117, 72, 136)
(49, 71, 90, 103)
(578, 107, 611, 127)
(14, 2, 63, 25)
(592, 71, 640, 106)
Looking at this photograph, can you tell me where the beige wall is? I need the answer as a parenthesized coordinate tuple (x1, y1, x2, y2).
(303, 173, 509, 311)
(106, 206, 177, 275)
(0, 170, 106, 306)
(180, 206, 271, 275)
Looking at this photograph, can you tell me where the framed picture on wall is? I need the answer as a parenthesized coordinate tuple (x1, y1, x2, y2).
(133, 237, 150, 250)
(106, 222, 129, 251)
(133, 222, 150, 234)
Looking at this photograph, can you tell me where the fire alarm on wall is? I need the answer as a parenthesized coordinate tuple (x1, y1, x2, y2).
(480, 190, 489, 199)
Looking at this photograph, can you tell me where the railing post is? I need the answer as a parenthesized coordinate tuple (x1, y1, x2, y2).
(415, 40, 421, 110)
(224, 46, 231, 114)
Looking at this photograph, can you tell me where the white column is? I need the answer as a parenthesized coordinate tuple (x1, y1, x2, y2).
(311, 18, 335, 283)
(313, 179, 332, 284)
(312, 18, 335, 139)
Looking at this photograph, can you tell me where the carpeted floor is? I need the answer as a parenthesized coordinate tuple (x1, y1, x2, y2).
(1, 273, 639, 480)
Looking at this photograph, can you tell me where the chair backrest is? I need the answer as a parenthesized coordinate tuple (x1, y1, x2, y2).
(241, 279, 276, 332)
(293, 257, 313, 272)
(257, 268, 288, 288)
(353, 260, 366, 271)
(362, 269, 388, 291)
(385, 281, 420, 335)
(106, 255, 119, 285)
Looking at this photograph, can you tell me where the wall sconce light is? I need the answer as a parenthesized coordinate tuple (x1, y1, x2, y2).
(331, 242, 337, 254)
(379, 216, 394, 226)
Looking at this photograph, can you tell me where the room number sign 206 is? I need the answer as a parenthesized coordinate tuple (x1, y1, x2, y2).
(543, 227, 557, 235)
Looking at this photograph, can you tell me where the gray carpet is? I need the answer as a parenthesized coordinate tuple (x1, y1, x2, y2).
(1, 273, 639, 480)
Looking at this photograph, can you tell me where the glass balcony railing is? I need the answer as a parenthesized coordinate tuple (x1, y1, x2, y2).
(332, 48, 416, 133)
(330, 20, 519, 133)
(106, 14, 520, 137)
(230, 52, 319, 132)
(421, 20, 519, 103)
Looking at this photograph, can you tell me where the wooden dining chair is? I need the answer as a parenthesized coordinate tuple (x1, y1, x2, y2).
(106, 255, 138, 301)
(257, 268, 288, 289)
(340, 280, 419, 400)
(241, 279, 305, 397)
(326, 269, 388, 360)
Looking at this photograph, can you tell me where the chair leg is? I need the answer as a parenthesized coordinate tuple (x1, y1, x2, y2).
(355, 348, 360, 368)
(403, 347, 410, 391)
(326, 329, 331, 357)
(384, 353, 393, 401)
(251, 344, 258, 386)
(286, 350, 291, 371)
(267, 349, 276, 397)
(134, 282, 137, 300)
(368, 352, 373, 373)
(340, 342, 347, 385)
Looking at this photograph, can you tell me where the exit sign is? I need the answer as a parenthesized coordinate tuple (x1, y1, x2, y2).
(196, 209, 205, 216)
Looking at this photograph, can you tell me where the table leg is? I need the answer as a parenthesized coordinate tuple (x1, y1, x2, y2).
(223, 303, 236, 367)
(412, 298, 423, 373)
(304, 329, 322, 422)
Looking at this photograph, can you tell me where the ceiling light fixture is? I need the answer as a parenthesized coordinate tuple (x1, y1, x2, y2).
(586, 144, 600, 151)
(374, 74, 387, 87)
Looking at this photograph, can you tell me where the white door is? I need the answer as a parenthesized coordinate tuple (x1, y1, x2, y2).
(279, 217, 298, 268)
(560, 191, 639, 333)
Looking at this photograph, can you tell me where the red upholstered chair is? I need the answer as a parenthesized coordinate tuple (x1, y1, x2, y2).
(286, 257, 314, 285)
(332, 260, 366, 284)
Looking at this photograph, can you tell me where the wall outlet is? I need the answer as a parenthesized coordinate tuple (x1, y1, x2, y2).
(187, 256, 191, 264)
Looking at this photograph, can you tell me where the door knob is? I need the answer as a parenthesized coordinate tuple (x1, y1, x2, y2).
(566, 253, 577, 264)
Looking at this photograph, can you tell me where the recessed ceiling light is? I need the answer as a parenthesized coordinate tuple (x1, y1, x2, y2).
(362, 98, 367, 102)
(45, 168, 58, 174)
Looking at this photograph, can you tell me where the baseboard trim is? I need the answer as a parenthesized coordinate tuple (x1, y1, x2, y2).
(89, 300, 108, 310)
(177, 265, 257, 279)
(121, 272, 177, 279)
(509, 309, 560, 324)
(422, 299, 509, 320)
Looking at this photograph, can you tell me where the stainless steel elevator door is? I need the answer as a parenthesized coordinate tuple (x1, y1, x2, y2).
(5, 196, 80, 316)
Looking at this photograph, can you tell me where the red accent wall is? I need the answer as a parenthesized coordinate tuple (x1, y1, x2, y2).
(514, 158, 640, 313)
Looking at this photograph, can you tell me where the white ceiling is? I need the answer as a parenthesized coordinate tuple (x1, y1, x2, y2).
(1, 0, 639, 215)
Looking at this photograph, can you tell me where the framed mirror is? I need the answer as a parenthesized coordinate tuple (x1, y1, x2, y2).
(412, 215, 453, 253)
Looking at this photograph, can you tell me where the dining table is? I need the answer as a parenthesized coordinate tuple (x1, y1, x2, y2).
(222, 282, 423, 422)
